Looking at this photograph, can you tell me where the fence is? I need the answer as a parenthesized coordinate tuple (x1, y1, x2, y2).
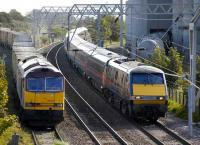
(168, 88, 187, 106)
(168, 88, 200, 114)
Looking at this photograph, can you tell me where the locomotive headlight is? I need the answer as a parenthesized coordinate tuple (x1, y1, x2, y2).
(26, 103, 33, 107)
(135, 96, 141, 99)
(159, 97, 164, 100)
(55, 103, 63, 107)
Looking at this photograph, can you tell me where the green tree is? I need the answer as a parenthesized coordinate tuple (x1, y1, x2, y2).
(0, 63, 8, 116)
(101, 15, 120, 43)
(52, 27, 66, 38)
(110, 17, 120, 41)
(9, 9, 24, 21)
(167, 48, 183, 87)
(102, 16, 113, 43)
(168, 48, 183, 75)
(150, 47, 185, 88)
(0, 12, 12, 24)
(82, 17, 98, 44)
(150, 47, 170, 69)
(81, 16, 120, 44)
(40, 36, 49, 46)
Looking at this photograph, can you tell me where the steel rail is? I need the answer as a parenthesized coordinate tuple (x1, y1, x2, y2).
(53, 44, 128, 145)
(156, 121, 191, 145)
(50, 43, 102, 145)
(32, 131, 39, 145)
(47, 42, 186, 145)
(130, 121, 165, 145)
(46, 43, 101, 145)
(54, 127, 64, 142)
(65, 98, 102, 145)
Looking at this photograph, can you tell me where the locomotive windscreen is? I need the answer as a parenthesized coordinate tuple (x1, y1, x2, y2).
(27, 77, 63, 92)
(132, 73, 164, 84)
(132, 73, 166, 96)
(46, 77, 63, 91)
(27, 78, 45, 91)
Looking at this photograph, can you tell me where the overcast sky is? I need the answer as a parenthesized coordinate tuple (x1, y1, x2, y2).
(0, 0, 127, 15)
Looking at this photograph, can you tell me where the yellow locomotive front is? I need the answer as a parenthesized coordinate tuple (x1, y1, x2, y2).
(21, 66, 65, 124)
(131, 69, 168, 121)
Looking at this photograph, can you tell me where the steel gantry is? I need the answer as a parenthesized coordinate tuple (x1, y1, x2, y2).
(66, 3, 177, 49)
(38, 6, 71, 27)
(31, 6, 71, 47)
(68, 4, 174, 16)
(32, 3, 197, 47)
(32, 3, 177, 47)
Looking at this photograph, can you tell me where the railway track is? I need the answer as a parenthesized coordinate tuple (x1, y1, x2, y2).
(32, 127, 63, 145)
(155, 121, 191, 145)
(52, 44, 127, 145)
(130, 120, 191, 145)
(47, 42, 191, 145)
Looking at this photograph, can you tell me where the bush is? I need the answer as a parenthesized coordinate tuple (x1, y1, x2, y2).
(0, 60, 17, 136)
(168, 99, 200, 122)
(0, 63, 8, 115)
(40, 36, 49, 45)
(0, 115, 17, 135)
(0, 59, 33, 144)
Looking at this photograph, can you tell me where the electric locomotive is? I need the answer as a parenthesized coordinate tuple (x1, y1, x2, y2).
(65, 27, 168, 121)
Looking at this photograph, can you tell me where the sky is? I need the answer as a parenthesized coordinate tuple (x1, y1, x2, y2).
(0, 0, 127, 15)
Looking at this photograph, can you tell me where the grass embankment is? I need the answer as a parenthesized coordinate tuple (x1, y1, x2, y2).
(0, 60, 33, 145)
(54, 140, 69, 145)
(168, 99, 200, 122)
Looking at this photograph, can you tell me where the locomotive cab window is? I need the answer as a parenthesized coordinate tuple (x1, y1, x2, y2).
(27, 77, 63, 92)
(132, 73, 164, 84)
(27, 78, 45, 91)
(46, 77, 63, 91)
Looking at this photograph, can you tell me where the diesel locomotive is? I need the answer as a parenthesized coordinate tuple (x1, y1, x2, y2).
(12, 34, 65, 125)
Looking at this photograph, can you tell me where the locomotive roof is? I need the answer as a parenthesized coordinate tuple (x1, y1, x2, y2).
(13, 46, 39, 61)
(13, 42, 61, 78)
(22, 60, 60, 78)
(70, 27, 164, 74)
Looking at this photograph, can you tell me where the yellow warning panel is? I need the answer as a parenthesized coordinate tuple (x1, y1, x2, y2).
(133, 84, 166, 96)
